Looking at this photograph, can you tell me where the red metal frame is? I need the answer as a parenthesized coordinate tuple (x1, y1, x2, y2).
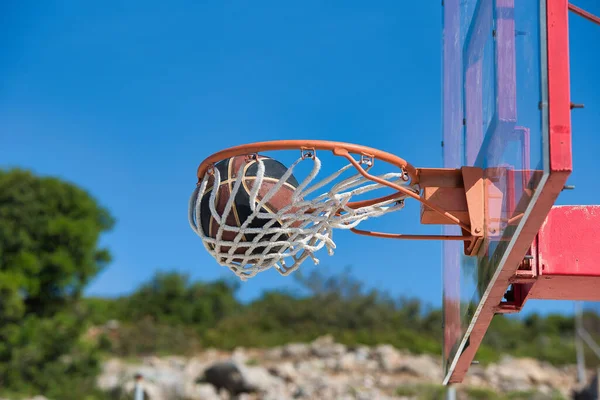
(444, 0, 573, 384)
(529, 206, 600, 301)
(569, 3, 600, 26)
(493, 206, 600, 311)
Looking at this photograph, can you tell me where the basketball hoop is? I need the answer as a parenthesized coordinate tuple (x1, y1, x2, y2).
(189, 140, 482, 280)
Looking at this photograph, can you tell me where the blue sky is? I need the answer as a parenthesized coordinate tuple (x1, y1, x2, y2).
(1, 1, 598, 316)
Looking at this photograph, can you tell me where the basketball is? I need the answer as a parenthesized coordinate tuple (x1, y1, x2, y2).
(199, 155, 299, 260)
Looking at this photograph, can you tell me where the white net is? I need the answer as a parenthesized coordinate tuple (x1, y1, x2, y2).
(188, 153, 415, 280)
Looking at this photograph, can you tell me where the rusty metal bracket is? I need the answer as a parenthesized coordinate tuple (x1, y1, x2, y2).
(496, 242, 539, 314)
(419, 167, 486, 256)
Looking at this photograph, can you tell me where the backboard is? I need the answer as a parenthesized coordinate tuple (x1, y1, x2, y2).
(442, 0, 572, 383)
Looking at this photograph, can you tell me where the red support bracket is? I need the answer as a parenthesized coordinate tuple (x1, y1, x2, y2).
(528, 205, 600, 301)
(499, 205, 600, 312)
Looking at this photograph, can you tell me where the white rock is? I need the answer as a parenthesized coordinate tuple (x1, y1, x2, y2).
(373, 344, 403, 372)
(96, 358, 125, 391)
(282, 343, 311, 359)
(323, 357, 338, 370)
(232, 347, 249, 364)
(354, 345, 371, 362)
(218, 387, 229, 399)
(264, 346, 284, 360)
(165, 356, 187, 370)
(311, 335, 347, 358)
(296, 359, 325, 376)
(485, 357, 532, 392)
(90, 342, 581, 399)
(396, 354, 442, 381)
(268, 361, 297, 382)
(192, 383, 220, 400)
(336, 352, 359, 371)
(184, 357, 208, 380)
(241, 364, 286, 393)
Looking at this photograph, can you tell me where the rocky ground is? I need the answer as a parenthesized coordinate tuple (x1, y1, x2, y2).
(94, 335, 593, 400)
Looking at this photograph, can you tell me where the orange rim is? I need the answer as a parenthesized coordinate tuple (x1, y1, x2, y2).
(195, 139, 471, 232)
(196, 140, 416, 182)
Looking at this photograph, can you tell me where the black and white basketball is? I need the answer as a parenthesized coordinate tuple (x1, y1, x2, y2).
(199, 155, 300, 260)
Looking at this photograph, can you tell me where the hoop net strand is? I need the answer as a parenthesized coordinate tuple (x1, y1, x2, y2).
(188, 154, 414, 280)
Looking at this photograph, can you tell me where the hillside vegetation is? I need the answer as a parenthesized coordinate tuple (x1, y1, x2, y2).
(84, 268, 587, 368)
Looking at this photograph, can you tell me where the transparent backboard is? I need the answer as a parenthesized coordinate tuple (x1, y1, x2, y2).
(442, 0, 550, 380)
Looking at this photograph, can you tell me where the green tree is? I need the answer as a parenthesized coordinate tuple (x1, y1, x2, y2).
(119, 271, 240, 328)
(0, 169, 114, 398)
(201, 269, 441, 354)
(95, 271, 242, 357)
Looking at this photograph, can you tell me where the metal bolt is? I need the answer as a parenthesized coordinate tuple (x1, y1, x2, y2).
(563, 185, 575, 190)
(570, 103, 585, 109)
(474, 227, 481, 234)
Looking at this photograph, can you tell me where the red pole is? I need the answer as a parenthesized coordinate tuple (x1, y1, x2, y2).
(569, 3, 600, 26)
